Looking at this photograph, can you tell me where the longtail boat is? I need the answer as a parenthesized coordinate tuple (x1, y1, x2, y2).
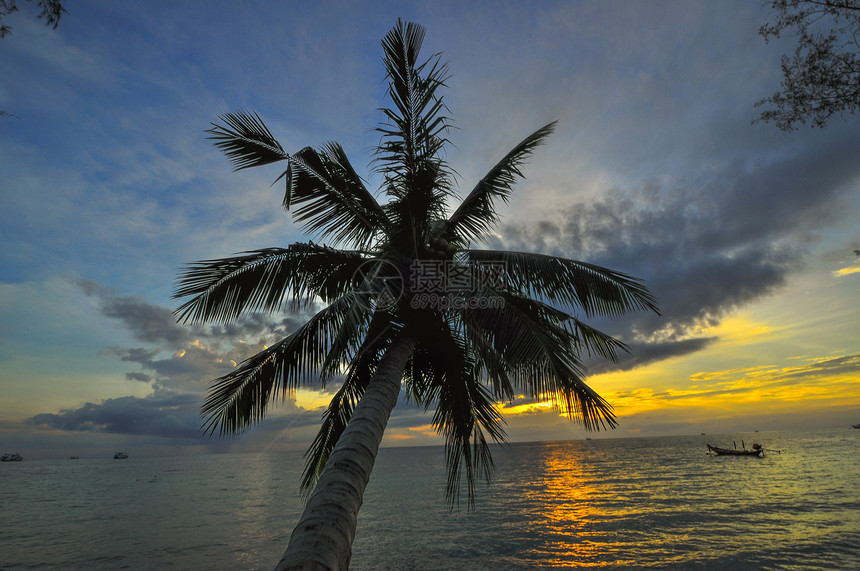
(707, 443, 764, 457)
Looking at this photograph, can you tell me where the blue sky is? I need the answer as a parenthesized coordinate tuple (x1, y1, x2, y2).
(1, 0, 858, 458)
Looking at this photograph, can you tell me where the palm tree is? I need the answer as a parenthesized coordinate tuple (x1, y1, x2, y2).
(174, 20, 659, 571)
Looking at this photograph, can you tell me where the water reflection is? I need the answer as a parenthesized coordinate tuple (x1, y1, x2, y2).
(233, 454, 303, 568)
(5, 432, 855, 569)
(493, 433, 860, 568)
(516, 441, 634, 567)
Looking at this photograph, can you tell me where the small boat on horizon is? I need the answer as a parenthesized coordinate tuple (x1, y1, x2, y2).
(1, 452, 23, 462)
(852, 424, 860, 429)
(707, 442, 764, 457)
(113, 452, 129, 459)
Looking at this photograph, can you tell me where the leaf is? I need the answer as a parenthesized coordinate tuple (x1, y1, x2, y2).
(206, 110, 288, 171)
(285, 144, 389, 249)
(373, 18, 454, 251)
(200, 295, 359, 436)
(402, 314, 506, 509)
(460, 292, 617, 431)
(465, 249, 660, 318)
(448, 122, 556, 243)
(173, 244, 368, 324)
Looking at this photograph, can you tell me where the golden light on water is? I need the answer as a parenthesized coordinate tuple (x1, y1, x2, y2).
(477, 432, 860, 568)
(519, 444, 612, 567)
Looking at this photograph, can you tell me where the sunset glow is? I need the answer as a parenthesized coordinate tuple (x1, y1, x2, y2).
(1, 1, 857, 458)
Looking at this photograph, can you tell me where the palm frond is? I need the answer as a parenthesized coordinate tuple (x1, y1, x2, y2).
(461, 292, 617, 431)
(206, 110, 288, 171)
(465, 249, 660, 318)
(281, 144, 389, 248)
(433, 363, 506, 511)
(200, 295, 360, 436)
(569, 318, 629, 362)
(376, 19, 451, 176)
(173, 244, 368, 324)
(402, 315, 506, 509)
(208, 111, 387, 249)
(457, 313, 515, 401)
(319, 291, 378, 382)
(448, 122, 556, 244)
(374, 19, 454, 250)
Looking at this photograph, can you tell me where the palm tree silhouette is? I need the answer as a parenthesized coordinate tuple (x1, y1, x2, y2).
(175, 19, 659, 571)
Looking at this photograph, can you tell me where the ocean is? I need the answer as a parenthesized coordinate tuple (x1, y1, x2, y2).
(1, 428, 858, 570)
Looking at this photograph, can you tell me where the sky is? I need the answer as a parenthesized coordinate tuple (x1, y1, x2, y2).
(1, 0, 858, 459)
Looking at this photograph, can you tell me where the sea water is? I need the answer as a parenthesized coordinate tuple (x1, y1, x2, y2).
(1, 429, 858, 569)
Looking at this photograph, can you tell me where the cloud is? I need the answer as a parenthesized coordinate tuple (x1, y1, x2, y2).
(76, 278, 315, 349)
(26, 391, 203, 439)
(487, 124, 860, 366)
(103, 346, 162, 368)
(125, 372, 152, 383)
(833, 265, 860, 277)
(47, 275, 377, 443)
(18, 278, 328, 441)
(586, 338, 717, 374)
(611, 354, 860, 409)
(773, 354, 860, 385)
(24, 386, 330, 446)
(76, 279, 191, 345)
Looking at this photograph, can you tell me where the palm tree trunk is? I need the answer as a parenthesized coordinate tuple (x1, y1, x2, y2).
(275, 329, 418, 571)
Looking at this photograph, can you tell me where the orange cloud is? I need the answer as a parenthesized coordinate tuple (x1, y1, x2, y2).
(603, 353, 860, 419)
(833, 265, 860, 277)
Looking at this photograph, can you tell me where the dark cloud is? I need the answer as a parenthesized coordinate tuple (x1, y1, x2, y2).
(24, 387, 327, 444)
(75, 278, 190, 346)
(26, 391, 202, 439)
(100, 334, 274, 394)
(490, 125, 860, 362)
(39, 279, 327, 441)
(205, 313, 309, 342)
(586, 338, 717, 374)
(73, 277, 315, 394)
(103, 346, 162, 369)
(75, 277, 311, 350)
(773, 354, 860, 385)
(101, 296, 189, 344)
